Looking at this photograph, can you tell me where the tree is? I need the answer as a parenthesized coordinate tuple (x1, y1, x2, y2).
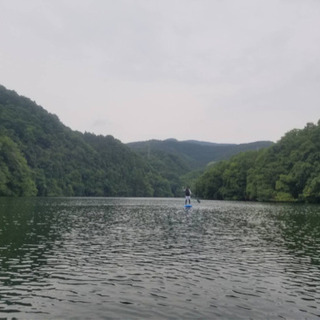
(196, 120, 320, 203)
(0, 135, 37, 196)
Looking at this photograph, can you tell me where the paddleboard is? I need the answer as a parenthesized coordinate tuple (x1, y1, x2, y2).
(184, 204, 192, 208)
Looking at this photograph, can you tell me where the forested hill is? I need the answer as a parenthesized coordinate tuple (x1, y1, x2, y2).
(127, 139, 273, 169)
(0, 84, 275, 198)
(0, 85, 171, 197)
(195, 121, 320, 203)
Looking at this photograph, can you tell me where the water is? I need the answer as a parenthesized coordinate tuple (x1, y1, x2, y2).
(1, 197, 320, 319)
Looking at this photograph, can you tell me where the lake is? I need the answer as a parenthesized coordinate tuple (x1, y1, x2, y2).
(0, 197, 320, 319)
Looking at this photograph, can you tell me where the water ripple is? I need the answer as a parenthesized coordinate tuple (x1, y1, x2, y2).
(1, 198, 320, 319)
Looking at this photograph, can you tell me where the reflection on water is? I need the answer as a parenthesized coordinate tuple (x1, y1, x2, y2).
(1, 198, 320, 319)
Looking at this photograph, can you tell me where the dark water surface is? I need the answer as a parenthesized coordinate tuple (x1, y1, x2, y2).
(1, 197, 320, 319)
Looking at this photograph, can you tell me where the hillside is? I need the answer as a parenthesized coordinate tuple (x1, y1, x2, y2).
(0, 84, 274, 198)
(0, 85, 170, 197)
(127, 138, 273, 169)
(195, 121, 320, 203)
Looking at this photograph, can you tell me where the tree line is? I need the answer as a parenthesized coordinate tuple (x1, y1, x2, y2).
(195, 121, 320, 203)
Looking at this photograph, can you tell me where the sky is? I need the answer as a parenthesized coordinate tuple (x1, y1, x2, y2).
(1, 0, 320, 144)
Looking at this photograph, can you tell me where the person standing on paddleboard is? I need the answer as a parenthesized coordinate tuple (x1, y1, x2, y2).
(185, 186, 192, 205)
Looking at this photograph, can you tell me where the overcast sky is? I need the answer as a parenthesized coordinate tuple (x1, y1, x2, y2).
(1, 0, 319, 143)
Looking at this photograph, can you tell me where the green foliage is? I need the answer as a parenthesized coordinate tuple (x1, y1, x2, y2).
(0, 135, 37, 196)
(0, 85, 172, 197)
(196, 151, 257, 200)
(196, 121, 320, 203)
(127, 139, 273, 197)
(129, 148, 191, 197)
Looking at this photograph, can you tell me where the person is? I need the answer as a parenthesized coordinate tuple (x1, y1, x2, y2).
(185, 186, 192, 205)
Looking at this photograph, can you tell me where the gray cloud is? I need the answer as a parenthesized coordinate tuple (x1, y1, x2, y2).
(1, 0, 319, 143)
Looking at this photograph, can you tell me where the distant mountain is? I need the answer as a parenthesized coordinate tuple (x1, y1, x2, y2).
(127, 139, 274, 169)
(182, 140, 230, 146)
